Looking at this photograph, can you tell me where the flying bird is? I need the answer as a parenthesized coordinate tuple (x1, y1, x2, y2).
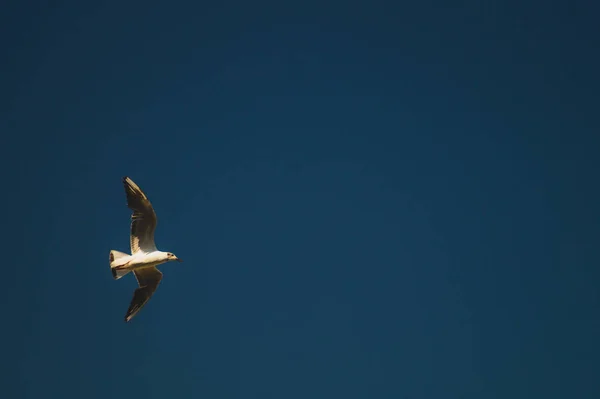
(109, 176, 182, 322)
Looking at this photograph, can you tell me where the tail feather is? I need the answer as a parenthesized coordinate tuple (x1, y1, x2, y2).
(109, 250, 129, 265)
(112, 267, 131, 280)
(109, 250, 131, 280)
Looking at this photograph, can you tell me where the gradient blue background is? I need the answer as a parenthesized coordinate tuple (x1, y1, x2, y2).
(2, 1, 599, 397)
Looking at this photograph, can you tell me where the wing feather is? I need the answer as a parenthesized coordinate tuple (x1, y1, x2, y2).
(124, 267, 163, 322)
(123, 176, 158, 254)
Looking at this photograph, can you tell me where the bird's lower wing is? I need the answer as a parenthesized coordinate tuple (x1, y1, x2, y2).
(124, 267, 163, 322)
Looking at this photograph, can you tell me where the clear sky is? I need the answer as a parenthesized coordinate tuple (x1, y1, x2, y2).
(2, 1, 599, 398)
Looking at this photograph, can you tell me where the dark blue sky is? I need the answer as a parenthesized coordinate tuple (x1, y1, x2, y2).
(3, 1, 599, 397)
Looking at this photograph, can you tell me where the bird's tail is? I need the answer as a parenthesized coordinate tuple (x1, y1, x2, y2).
(109, 250, 132, 280)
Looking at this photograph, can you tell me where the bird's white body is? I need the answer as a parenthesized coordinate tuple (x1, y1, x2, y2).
(111, 251, 171, 271)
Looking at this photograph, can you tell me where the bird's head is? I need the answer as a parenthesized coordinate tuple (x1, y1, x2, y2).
(166, 252, 182, 263)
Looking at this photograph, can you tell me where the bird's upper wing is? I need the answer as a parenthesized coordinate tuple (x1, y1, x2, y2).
(123, 176, 158, 254)
(124, 267, 163, 322)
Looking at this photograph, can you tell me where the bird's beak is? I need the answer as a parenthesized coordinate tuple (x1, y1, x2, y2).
(176, 258, 183, 262)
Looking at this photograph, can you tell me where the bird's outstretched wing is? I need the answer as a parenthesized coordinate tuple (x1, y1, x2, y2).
(124, 267, 163, 322)
(123, 176, 158, 254)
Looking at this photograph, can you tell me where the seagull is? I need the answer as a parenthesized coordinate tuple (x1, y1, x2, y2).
(109, 176, 182, 322)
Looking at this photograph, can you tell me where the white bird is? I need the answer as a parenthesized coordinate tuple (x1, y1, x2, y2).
(109, 176, 182, 322)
